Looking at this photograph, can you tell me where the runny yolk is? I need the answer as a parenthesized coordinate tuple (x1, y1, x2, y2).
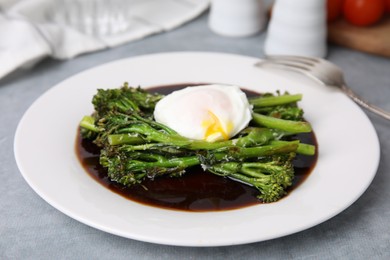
(202, 111, 233, 142)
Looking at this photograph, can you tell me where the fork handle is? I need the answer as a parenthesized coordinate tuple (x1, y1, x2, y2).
(341, 84, 390, 120)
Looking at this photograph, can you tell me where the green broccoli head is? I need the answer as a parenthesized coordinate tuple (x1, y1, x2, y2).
(100, 146, 192, 187)
(92, 83, 163, 118)
(208, 152, 295, 203)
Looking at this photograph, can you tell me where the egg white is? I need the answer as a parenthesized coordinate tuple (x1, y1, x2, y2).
(153, 84, 252, 142)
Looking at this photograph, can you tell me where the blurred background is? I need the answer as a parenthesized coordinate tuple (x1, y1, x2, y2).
(1, 0, 389, 81)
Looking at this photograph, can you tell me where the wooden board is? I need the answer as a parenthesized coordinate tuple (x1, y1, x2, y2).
(328, 16, 390, 57)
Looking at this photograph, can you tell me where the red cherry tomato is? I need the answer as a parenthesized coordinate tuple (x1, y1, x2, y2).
(327, 0, 344, 22)
(386, 0, 390, 13)
(343, 0, 385, 26)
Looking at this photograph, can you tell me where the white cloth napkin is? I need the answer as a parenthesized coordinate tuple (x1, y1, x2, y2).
(0, 0, 210, 79)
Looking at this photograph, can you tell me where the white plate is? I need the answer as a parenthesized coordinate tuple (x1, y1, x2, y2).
(14, 52, 380, 247)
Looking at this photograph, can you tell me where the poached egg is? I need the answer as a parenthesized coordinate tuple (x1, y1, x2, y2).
(153, 84, 252, 142)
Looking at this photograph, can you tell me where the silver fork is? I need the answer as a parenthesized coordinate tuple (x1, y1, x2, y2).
(255, 55, 390, 120)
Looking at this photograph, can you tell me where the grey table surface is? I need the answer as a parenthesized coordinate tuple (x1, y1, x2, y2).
(1, 12, 390, 259)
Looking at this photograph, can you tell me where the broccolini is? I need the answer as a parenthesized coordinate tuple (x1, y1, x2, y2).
(79, 83, 316, 203)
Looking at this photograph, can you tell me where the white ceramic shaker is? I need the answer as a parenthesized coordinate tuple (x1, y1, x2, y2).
(208, 0, 267, 37)
(264, 0, 327, 57)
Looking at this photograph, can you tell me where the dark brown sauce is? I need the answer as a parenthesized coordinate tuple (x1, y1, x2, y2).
(75, 84, 318, 212)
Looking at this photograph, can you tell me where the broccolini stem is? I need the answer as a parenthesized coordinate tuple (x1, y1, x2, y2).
(124, 155, 200, 170)
(116, 140, 298, 163)
(270, 140, 316, 156)
(108, 134, 145, 145)
(252, 113, 312, 133)
(80, 115, 99, 132)
(249, 94, 302, 107)
(107, 142, 298, 177)
(216, 141, 298, 159)
(108, 127, 276, 149)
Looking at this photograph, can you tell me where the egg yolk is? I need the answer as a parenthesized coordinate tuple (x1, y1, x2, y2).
(202, 111, 233, 142)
